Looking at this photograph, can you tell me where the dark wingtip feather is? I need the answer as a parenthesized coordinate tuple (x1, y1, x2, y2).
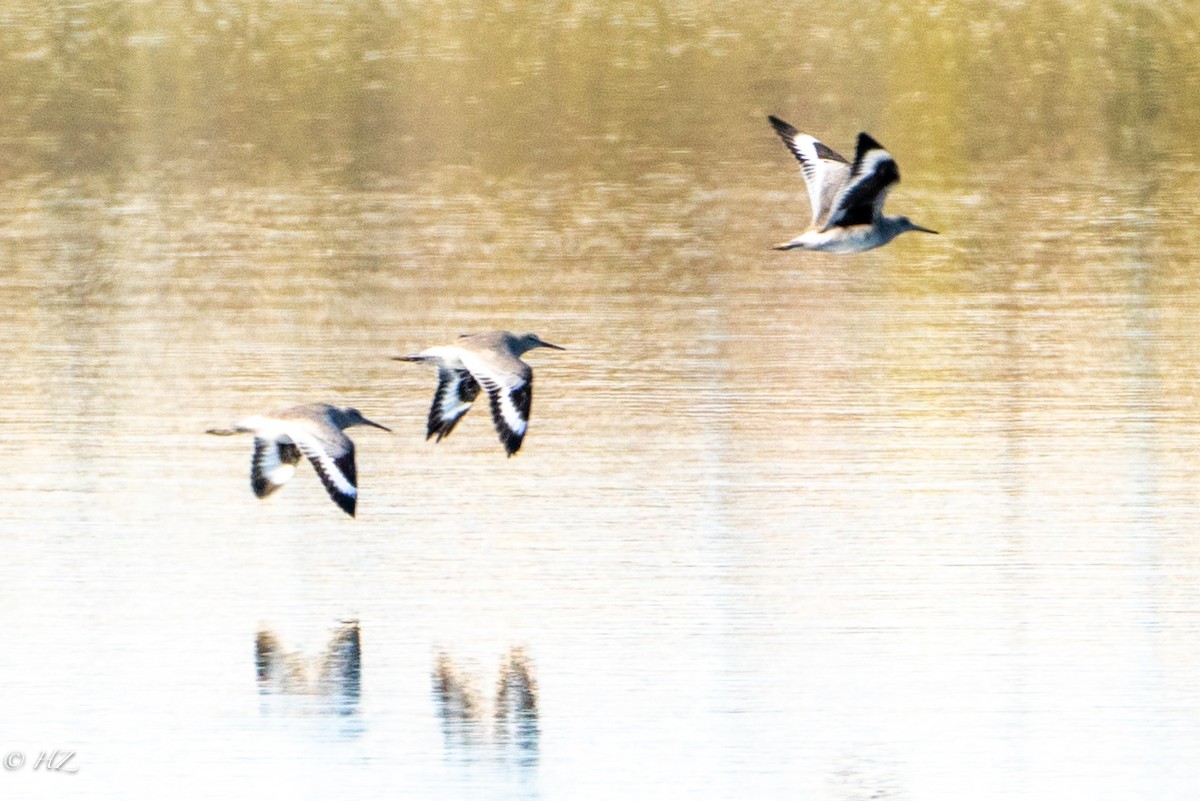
(813, 141, 849, 164)
(332, 491, 356, 517)
(502, 426, 523, 456)
(767, 115, 797, 138)
(425, 403, 444, 442)
(856, 131, 885, 152)
(429, 418, 461, 443)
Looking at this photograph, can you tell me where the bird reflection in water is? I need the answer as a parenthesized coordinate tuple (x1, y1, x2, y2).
(254, 619, 361, 717)
(432, 647, 539, 768)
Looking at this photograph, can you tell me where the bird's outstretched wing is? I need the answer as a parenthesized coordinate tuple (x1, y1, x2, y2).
(461, 353, 534, 457)
(768, 115, 852, 228)
(426, 367, 480, 441)
(290, 428, 358, 517)
(251, 439, 301, 498)
(821, 132, 900, 231)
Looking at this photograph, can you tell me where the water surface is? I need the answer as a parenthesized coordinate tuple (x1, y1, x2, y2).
(2, 2, 1200, 799)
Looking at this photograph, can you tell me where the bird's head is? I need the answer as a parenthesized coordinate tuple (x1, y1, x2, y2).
(511, 332, 566, 355)
(899, 217, 939, 236)
(337, 407, 392, 432)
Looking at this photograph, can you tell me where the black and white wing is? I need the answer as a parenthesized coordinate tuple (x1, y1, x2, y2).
(462, 354, 534, 457)
(251, 439, 301, 498)
(289, 428, 359, 517)
(427, 367, 481, 442)
(768, 115, 852, 228)
(821, 132, 900, 231)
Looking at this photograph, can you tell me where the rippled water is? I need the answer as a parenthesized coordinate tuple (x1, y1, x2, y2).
(2, 2, 1200, 800)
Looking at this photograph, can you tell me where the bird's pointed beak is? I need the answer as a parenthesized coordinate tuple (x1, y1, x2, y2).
(913, 223, 939, 235)
(540, 341, 566, 351)
(362, 418, 392, 432)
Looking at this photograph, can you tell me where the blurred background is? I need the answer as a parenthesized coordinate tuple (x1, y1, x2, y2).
(1, 2, 1199, 799)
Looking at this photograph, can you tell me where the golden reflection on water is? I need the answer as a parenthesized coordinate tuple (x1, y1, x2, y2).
(1, 1, 1198, 186)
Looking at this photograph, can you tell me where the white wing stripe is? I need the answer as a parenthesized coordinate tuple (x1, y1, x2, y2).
(291, 432, 357, 498)
(791, 134, 829, 226)
(494, 386, 528, 436)
(266, 462, 295, 487)
(439, 372, 474, 420)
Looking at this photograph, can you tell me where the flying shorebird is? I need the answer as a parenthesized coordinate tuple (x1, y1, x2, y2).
(767, 115, 938, 253)
(395, 331, 565, 457)
(206, 403, 391, 517)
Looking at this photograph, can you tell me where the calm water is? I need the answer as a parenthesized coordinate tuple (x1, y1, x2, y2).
(3, 2, 1200, 799)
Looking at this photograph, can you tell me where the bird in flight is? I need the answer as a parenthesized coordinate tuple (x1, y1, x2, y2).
(207, 403, 391, 517)
(767, 115, 938, 253)
(396, 331, 565, 457)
